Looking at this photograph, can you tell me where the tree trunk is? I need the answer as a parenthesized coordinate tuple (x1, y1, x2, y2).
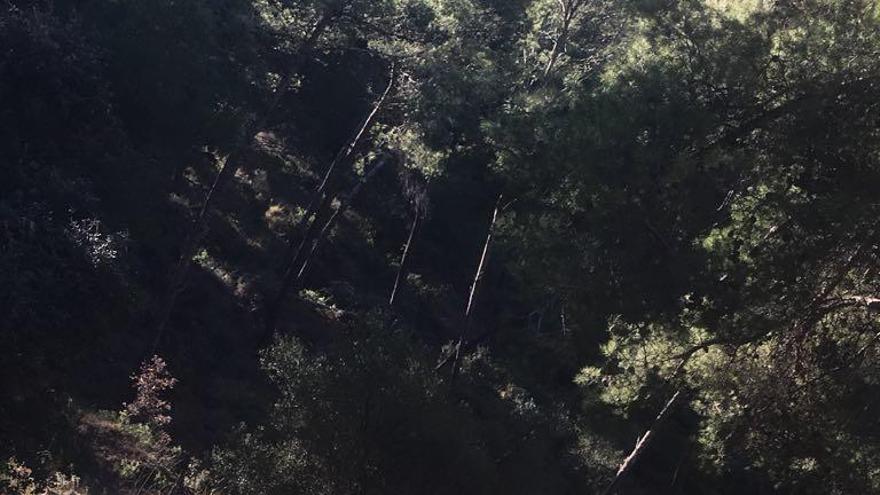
(542, 0, 583, 80)
(151, 8, 342, 349)
(295, 156, 390, 283)
(602, 390, 684, 495)
(263, 66, 396, 339)
(388, 213, 421, 308)
(437, 193, 502, 381)
(260, 155, 391, 345)
(152, 152, 235, 349)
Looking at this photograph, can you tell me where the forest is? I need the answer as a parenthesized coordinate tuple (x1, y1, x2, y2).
(1, 0, 879, 493)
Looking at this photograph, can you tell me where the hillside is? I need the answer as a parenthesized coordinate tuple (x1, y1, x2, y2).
(2, 1, 880, 494)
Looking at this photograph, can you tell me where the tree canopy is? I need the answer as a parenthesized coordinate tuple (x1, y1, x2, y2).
(1, 0, 879, 494)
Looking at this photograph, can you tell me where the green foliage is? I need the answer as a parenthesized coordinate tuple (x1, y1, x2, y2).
(3, 0, 880, 493)
(210, 317, 592, 494)
(559, 1, 880, 492)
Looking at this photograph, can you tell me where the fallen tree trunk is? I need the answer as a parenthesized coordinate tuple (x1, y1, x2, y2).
(264, 65, 396, 338)
(435, 194, 502, 382)
(388, 213, 421, 308)
(259, 154, 391, 346)
(602, 390, 684, 495)
(151, 9, 344, 349)
(153, 152, 235, 349)
(294, 155, 392, 285)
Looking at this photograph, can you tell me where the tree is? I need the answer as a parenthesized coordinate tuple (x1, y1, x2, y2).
(570, 1, 880, 491)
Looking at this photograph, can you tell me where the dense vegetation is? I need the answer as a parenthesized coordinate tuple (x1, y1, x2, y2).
(2, 0, 879, 493)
